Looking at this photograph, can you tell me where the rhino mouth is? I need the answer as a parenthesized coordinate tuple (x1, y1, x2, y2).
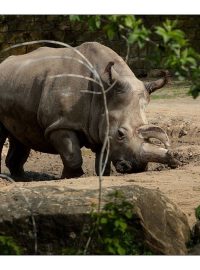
(114, 160, 132, 173)
(113, 160, 147, 174)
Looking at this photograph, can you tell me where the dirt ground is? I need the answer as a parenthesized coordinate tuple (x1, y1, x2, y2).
(0, 85, 200, 228)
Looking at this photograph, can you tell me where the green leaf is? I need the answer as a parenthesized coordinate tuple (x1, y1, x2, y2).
(88, 17, 97, 31)
(106, 27, 115, 40)
(155, 26, 170, 43)
(124, 16, 134, 28)
(128, 32, 138, 44)
(109, 15, 118, 22)
(189, 85, 200, 99)
(95, 16, 101, 29)
(0, 236, 22, 255)
(114, 219, 127, 232)
(100, 217, 108, 224)
(107, 245, 116, 254)
(69, 15, 80, 22)
(125, 210, 133, 219)
(104, 238, 112, 244)
(117, 246, 126, 255)
(195, 205, 200, 220)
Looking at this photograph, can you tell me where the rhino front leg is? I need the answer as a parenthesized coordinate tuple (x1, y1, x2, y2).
(49, 130, 84, 179)
(95, 151, 111, 176)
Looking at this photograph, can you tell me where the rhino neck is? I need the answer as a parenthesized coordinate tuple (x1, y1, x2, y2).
(76, 43, 115, 147)
(88, 83, 105, 146)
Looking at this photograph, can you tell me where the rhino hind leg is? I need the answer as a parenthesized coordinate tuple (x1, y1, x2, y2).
(0, 123, 8, 173)
(49, 129, 84, 179)
(5, 136, 30, 178)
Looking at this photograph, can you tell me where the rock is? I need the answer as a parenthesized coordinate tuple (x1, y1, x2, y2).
(0, 182, 190, 255)
(179, 129, 188, 138)
(132, 186, 190, 255)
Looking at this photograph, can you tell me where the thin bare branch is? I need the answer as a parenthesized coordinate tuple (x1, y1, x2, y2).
(97, 88, 109, 213)
(3, 40, 92, 68)
(81, 80, 117, 95)
(2, 40, 102, 85)
(83, 235, 92, 255)
(101, 137, 111, 174)
(0, 173, 14, 183)
(18, 55, 93, 74)
(104, 80, 117, 93)
(48, 73, 102, 87)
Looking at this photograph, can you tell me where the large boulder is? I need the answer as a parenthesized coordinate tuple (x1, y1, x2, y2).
(132, 186, 190, 254)
(0, 180, 190, 255)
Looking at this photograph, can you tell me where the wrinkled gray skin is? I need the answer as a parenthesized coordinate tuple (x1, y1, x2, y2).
(0, 42, 180, 179)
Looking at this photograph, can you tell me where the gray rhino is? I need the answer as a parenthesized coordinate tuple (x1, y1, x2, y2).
(0, 42, 179, 179)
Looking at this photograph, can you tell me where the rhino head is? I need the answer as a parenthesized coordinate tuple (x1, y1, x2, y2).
(97, 61, 178, 174)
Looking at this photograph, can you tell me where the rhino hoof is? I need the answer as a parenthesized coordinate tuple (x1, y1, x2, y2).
(61, 167, 84, 179)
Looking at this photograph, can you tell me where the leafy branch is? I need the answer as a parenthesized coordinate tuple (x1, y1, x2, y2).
(69, 15, 200, 98)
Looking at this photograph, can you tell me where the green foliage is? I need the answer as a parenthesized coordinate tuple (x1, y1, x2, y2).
(128, 25, 150, 48)
(0, 236, 22, 255)
(69, 15, 81, 22)
(195, 205, 200, 220)
(155, 20, 199, 77)
(68, 15, 200, 98)
(88, 16, 101, 31)
(61, 191, 152, 255)
(155, 19, 187, 46)
(91, 191, 134, 254)
(83, 191, 151, 255)
(187, 204, 200, 248)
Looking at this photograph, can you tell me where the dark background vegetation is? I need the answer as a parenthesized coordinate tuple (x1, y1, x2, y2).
(0, 15, 199, 76)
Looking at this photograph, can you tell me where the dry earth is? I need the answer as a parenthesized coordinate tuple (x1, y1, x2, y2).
(0, 84, 200, 228)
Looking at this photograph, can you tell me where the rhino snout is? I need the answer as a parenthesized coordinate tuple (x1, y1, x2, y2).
(114, 160, 132, 173)
(113, 159, 147, 174)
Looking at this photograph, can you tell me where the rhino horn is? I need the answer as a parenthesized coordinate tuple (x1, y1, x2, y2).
(137, 124, 170, 149)
(139, 142, 181, 168)
(144, 70, 170, 94)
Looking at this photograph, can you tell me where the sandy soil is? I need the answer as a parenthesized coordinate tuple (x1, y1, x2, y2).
(0, 95, 200, 228)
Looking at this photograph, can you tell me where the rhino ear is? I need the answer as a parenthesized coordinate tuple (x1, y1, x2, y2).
(104, 61, 115, 85)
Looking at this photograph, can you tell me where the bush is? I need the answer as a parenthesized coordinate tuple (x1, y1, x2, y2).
(0, 236, 22, 255)
(195, 205, 200, 220)
(62, 191, 152, 255)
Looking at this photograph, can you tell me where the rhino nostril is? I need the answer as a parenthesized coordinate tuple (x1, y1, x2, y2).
(121, 162, 130, 171)
(117, 128, 126, 140)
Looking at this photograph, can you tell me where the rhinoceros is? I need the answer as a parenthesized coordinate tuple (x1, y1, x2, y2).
(0, 42, 179, 179)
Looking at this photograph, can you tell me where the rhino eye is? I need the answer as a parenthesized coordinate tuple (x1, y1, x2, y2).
(117, 128, 126, 140)
(116, 88, 126, 94)
(115, 81, 127, 94)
